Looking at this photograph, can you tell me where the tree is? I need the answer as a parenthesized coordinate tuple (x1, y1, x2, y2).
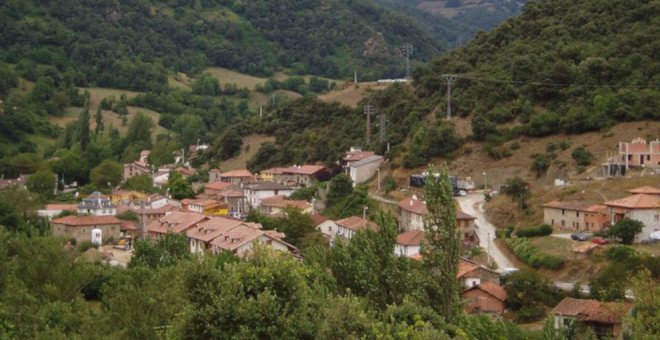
(421, 165, 460, 321)
(78, 100, 91, 150)
(126, 112, 154, 147)
(501, 176, 529, 210)
(213, 130, 242, 160)
(90, 160, 122, 188)
(122, 174, 154, 193)
(531, 154, 550, 177)
(172, 114, 206, 147)
(94, 107, 104, 135)
(26, 169, 56, 199)
(609, 218, 644, 245)
(628, 270, 660, 339)
(571, 146, 594, 167)
(167, 172, 194, 199)
(130, 233, 190, 268)
(325, 173, 353, 208)
(504, 270, 563, 322)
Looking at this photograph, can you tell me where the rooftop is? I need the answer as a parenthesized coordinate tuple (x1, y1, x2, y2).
(464, 282, 507, 302)
(147, 212, 207, 234)
(344, 150, 375, 162)
(311, 214, 329, 226)
(51, 215, 121, 226)
(260, 195, 310, 210)
(206, 181, 234, 191)
(282, 165, 327, 176)
(245, 182, 292, 191)
(628, 186, 660, 195)
(604, 194, 660, 209)
(398, 197, 475, 220)
(396, 230, 425, 246)
(221, 169, 253, 178)
(336, 216, 378, 232)
(552, 297, 633, 324)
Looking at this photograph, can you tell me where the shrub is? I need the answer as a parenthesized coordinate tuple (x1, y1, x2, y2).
(515, 224, 553, 238)
(505, 238, 564, 270)
(78, 240, 98, 252)
(571, 147, 594, 167)
(605, 245, 638, 262)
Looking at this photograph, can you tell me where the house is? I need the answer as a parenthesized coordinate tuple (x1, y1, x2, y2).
(278, 165, 329, 187)
(395, 230, 424, 257)
(110, 190, 148, 205)
(37, 204, 77, 219)
(457, 258, 501, 288)
(244, 182, 295, 208)
(123, 162, 150, 182)
(152, 171, 170, 189)
(260, 195, 312, 215)
(205, 181, 234, 196)
(604, 194, 660, 242)
(628, 186, 660, 195)
(78, 192, 117, 216)
(335, 216, 378, 240)
(543, 201, 610, 232)
(462, 282, 508, 315)
(145, 193, 175, 209)
(551, 297, 633, 339)
(209, 168, 223, 183)
(51, 215, 122, 244)
(259, 167, 287, 182)
(343, 148, 383, 186)
(186, 216, 246, 254)
(618, 137, 660, 169)
(398, 196, 478, 246)
(118, 204, 181, 225)
(146, 212, 208, 239)
(218, 169, 254, 185)
(0, 174, 30, 190)
(120, 220, 138, 238)
(313, 214, 338, 244)
(182, 198, 228, 216)
(209, 224, 298, 256)
(186, 144, 209, 164)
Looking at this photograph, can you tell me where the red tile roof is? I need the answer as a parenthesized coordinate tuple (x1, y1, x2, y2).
(147, 212, 207, 234)
(604, 194, 660, 209)
(552, 297, 633, 324)
(186, 217, 246, 242)
(464, 282, 507, 302)
(628, 186, 660, 195)
(45, 204, 77, 211)
(336, 216, 379, 232)
(120, 220, 138, 231)
(344, 150, 375, 162)
(396, 230, 425, 246)
(457, 259, 480, 278)
(398, 197, 475, 220)
(311, 214, 329, 226)
(282, 165, 326, 176)
(51, 215, 121, 226)
(260, 195, 310, 210)
(206, 181, 234, 191)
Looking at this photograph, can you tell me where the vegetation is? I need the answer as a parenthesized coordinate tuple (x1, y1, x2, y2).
(504, 270, 564, 322)
(608, 218, 644, 244)
(505, 237, 564, 270)
(515, 224, 553, 238)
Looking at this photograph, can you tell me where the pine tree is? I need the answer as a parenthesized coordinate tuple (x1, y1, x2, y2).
(421, 165, 461, 321)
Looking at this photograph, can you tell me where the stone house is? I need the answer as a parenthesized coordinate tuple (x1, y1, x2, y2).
(395, 230, 424, 257)
(462, 282, 508, 316)
(543, 201, 610, 232)
(398, 197, 478, 246)
(457, 258, 501, 288)
(51, 215, 122, 244)
(218, 169, 254, 185)
(335, 216, 378, 241)
(244, 182, 295, 208)
(278, 165, 329, 187)
(604, 193, 660, 242)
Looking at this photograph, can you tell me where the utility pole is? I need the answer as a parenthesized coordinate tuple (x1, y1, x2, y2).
(364, 102, 375, 146)
(442, 74, 457, 119)
(403, 44, 413, 80)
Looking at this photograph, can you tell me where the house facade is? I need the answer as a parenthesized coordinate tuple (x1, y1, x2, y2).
(335, 216, 378, 241)
(244, 182, 295, 208)
(604, 194, 660, 242)
(543, 201, 610, 232)
(78, 192, 117, 216)
(462, 282, 507, 315)
(259, 195, 312, 215)
(51, 215, 122, 244)
(398, 197, 478, 246)
(37, 204, 77, 219)
(219, 169, 254, 185)
(618, 137, 660, 169)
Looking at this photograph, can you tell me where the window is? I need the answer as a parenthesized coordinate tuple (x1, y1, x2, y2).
(562, 220, 565, 227)
(562, 209, 565, 215)
(576, 211, 579, 217)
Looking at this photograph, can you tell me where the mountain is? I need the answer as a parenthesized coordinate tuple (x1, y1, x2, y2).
(0, 0, 444, 92)
(375, 0, 527, 45)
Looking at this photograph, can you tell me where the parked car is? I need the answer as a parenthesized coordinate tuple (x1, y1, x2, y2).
(592, 237, 610, 245)
(571, 233, 591, 241)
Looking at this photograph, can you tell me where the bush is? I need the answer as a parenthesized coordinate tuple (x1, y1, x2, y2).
(571, 147, 594, 167)
(515, 224, 553, 238)
(78, 240, 98, 252)
(505, 238, 564, 270)
(605, 245, 638, 262)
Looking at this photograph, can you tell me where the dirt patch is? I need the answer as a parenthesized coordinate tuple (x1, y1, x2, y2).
(219, 134, 275, 171)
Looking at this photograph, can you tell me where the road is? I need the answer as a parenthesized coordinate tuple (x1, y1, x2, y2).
(456, 193, 514, 271)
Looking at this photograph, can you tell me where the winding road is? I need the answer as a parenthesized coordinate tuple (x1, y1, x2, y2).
(456, 193, 514, 271)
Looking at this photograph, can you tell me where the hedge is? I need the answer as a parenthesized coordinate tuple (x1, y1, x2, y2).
(505, 238, 564, 270)
(515, 224, 553, 238)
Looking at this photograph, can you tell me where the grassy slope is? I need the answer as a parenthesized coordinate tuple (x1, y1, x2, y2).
(218, 135, 275, 171)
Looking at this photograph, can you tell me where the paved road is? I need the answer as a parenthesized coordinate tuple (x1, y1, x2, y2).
(456, 193, 514, 271)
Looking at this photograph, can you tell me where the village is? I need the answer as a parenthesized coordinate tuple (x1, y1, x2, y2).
(0, 134, 654, 338)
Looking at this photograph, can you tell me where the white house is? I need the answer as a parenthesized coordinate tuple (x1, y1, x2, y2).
(604, 193, 660, 242)
(395, 230, 424, 257)
(244, 182, 295, 208)
(313, 214, 338, 244)
(336, 216, 378, 241)
(77, 192, 116, 216)
(343, 149, 383, 186)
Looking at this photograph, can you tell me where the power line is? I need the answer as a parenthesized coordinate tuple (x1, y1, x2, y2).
(452, 74, 660, 89)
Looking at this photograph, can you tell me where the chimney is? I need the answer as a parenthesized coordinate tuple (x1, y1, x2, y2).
(409, 200, 413, 207)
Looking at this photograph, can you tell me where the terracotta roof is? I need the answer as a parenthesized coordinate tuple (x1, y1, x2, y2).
(552, 297, 633, 324)
(344, 150, 375, 162)
(543, 200, 593, 211)
(464, 282, 507, 302)
(175, 167, 197, 177)
(573, 243, 599, 254)
(628, 186, 660, 195)
(186, 217, 245, 242)
(261, 167, 287, 175)
(189, 199, 225, 209)
(44, 204, 77, 211)
(245, 182, 292, 191)
(209, 224, 264, 251)
(209, 168, 222, 173)
(336, 216, 379, 232)
(282, 165, 326, 176)
(206, 181, 234, 191)
(604, 194, 660, 209)
(120, 220, 138, 231)
(260, 195, 310, 210)
(51, 215, 121, 226)
(218, 189, 245, 198)
(457, 211, 476, 220)
(397, 230, 425, 246)
(457, 259, 480, 278)
(398, 198, 428, 215)
(147, 212, 207, 234)
(311, 214, 329, 226)
(221, 169, 253, 178)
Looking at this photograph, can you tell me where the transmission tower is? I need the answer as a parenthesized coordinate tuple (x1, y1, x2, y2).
(442, 74, 457, 119)
(403, 44, 413, 79)
(364, 103, 375, 145)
